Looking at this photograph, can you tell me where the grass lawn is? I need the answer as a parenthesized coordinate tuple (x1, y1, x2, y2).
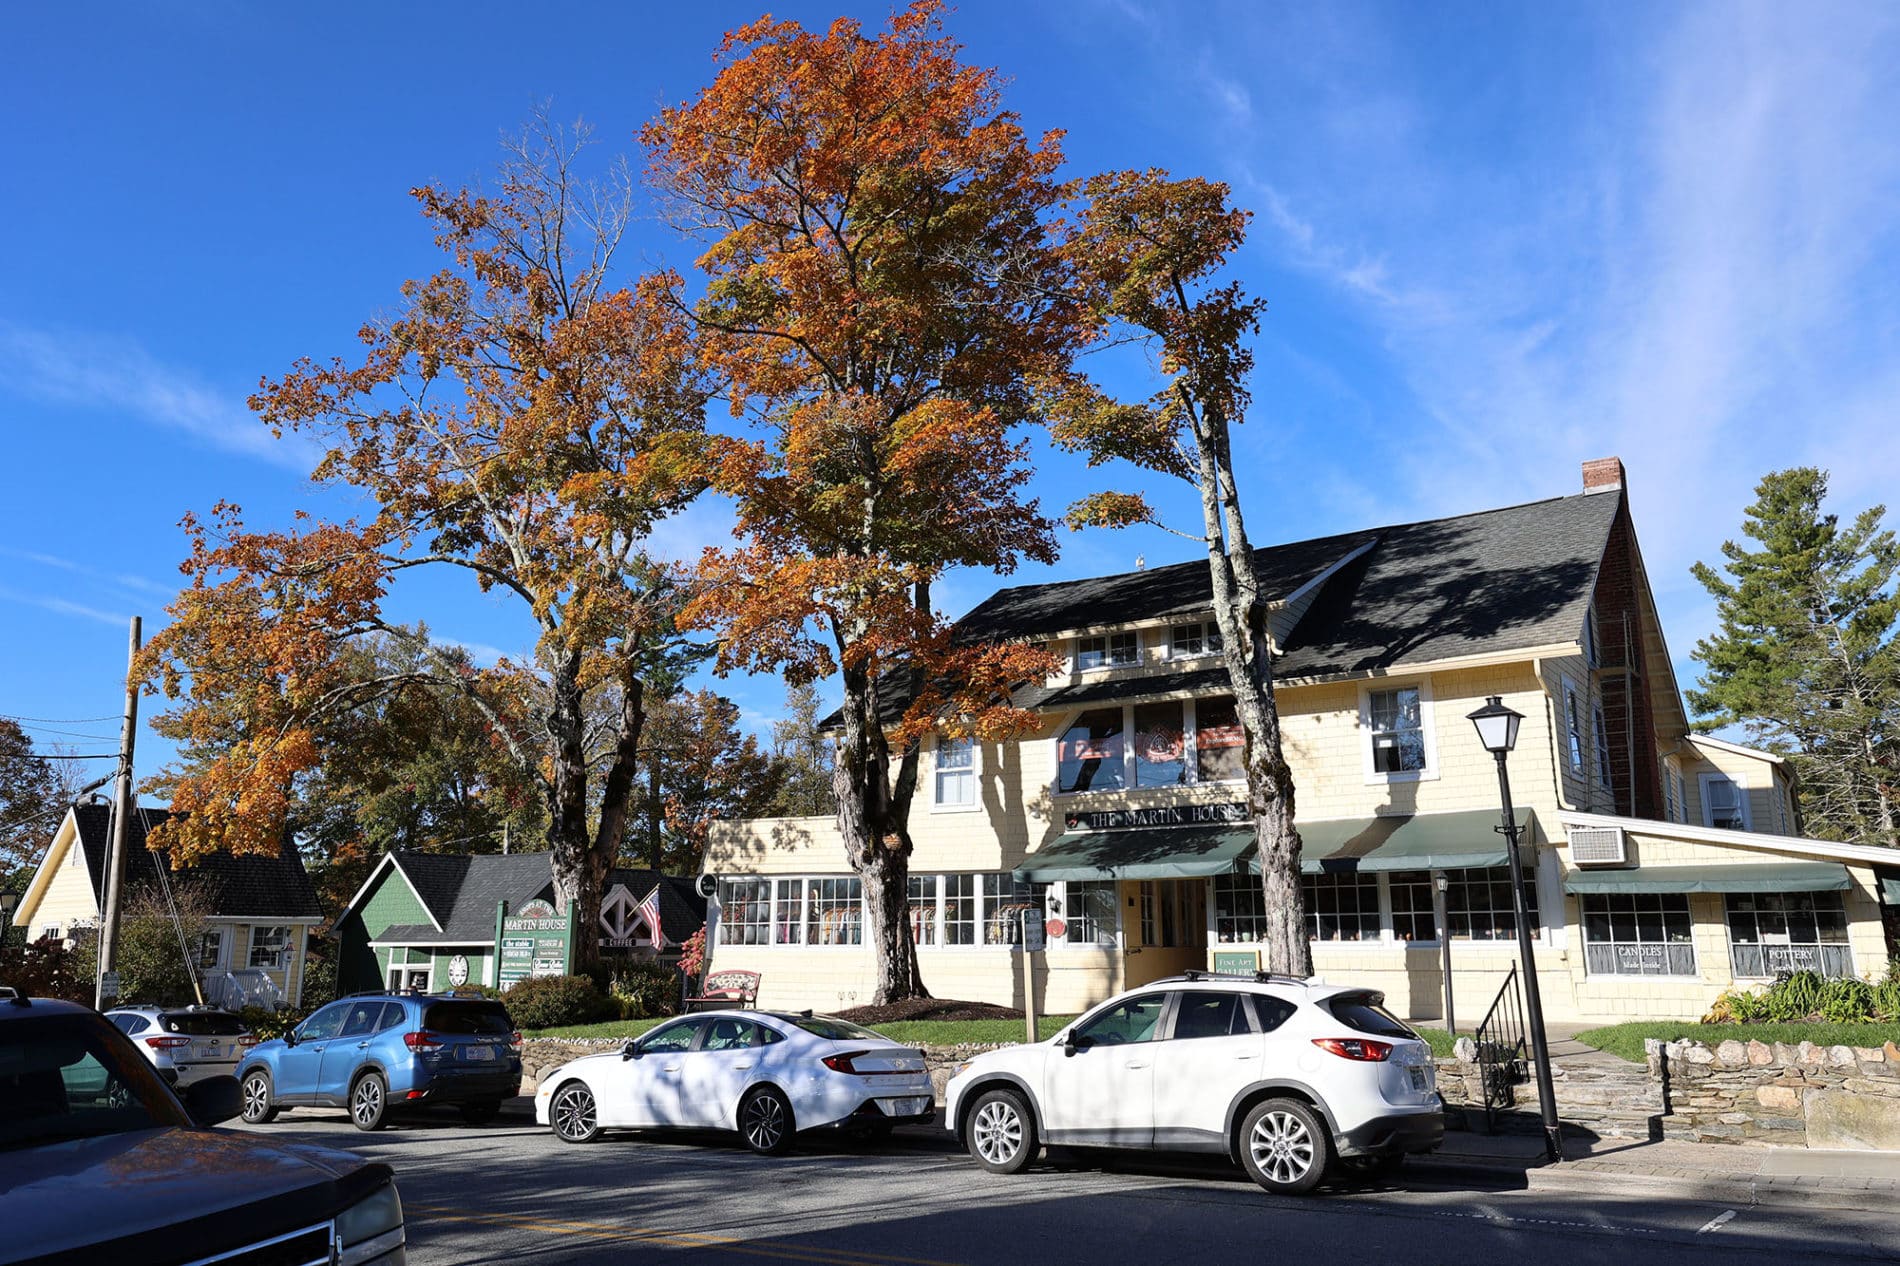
(1577, 1020, 1900, 1063)
(527, 1017, 1459, 1053)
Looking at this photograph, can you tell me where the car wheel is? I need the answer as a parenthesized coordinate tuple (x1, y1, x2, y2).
(459, 1100, 502, 1126)
(240, 1070, 279, 1124)
(1239, 1097, 1331, 1196)
(966, 1089, 1037, 1175)
(739, 1086, 794, 1156)
(550, 1082, 601, 1144)
(350, 1071, 390, 1132)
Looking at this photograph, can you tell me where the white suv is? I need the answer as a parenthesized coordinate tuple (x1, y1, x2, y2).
(944, 972, 1442, 1195)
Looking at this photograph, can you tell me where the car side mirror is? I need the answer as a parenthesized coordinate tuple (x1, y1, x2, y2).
(185, 1075, 243, 1127)
(1061, 1032, 1090, 1057)
(622, 1042, 642, 1061)
(282, 1029, 299, 1047)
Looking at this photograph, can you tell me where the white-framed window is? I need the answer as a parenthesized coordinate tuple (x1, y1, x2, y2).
(1727, 892, 1852, 978)
(1076, 632, 1139, 670)
(41, 925, 62, 942)
(1581, 894, 1696, 976)
(1168, 620, 1223, 660)
(1056, 708, 1126, 794)
(1302, 872, 1381, 942)
(1133, 701, 1188, 788)
(1193, 695, 1245, 782)
(1563, 685, 1586, 774)
(943, 873, 979, 945)
(1701, 774, 1750, 831)
(909, 875, 941, 946)
(718, 878, 771, 945)
(196, 929, 225, 971)
(933, 736, 977, 810)
(1593, 701, 1614, 792)
(772, 878, 805, 944)
(1442, 867, 1538, 940)
(1388, 870, 1437, 943)
(983, 875, 1044, 946)
(1213, 871, 1266, 943)
(1362, 682, 1434, 780)
(386, 949, 431, 993)
(1055, 880, 1119, 947)
(805, 878, 864, 945)
(248, 926, 290, 970)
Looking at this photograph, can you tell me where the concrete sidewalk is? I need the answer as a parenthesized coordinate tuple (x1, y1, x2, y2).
(1413, 1127, 1900, 1211)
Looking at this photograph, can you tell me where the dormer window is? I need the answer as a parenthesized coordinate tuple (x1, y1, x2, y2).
(1076, 632, 1139, 670)
(1169, 621, 1222, 660)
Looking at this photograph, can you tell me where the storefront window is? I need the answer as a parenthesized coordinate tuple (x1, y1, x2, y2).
(1214, 871, 1266, 943)
(1726, 892, 1852, 978)
(805, 878, 863, 946)
(772, 878, 804, 944)
(1133, 701, 1187, 787)
(1057, 708, 1125, 793)
(1442, 866, 1539, 940)
(944, 874, 978, 945)
(1388, 870, 1437, 942)
(908, 875, 940, 946)
(1195, 696, 1245, 783)
(1061, 880, 1119, 946)
(1581, 893, 1695, 975)
(983, 875, 1044, 945)
(1302, 872, 1380, 942)
(719, 878, 771, 946)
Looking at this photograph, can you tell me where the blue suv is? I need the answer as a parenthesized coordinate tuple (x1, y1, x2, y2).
(237, 993, 522, 1131)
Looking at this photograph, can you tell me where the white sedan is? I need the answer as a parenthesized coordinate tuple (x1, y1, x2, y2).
(534, 1010, 935, 1154)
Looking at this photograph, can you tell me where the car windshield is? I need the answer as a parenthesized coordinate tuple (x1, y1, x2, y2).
(158, 1011, 247, 1036)
(423, 1002, 514, 1036)
(0, 1013, 188, 1151)
(784, 1015, 886, 1042)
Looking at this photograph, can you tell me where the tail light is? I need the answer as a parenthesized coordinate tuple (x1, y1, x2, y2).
(821, 1050, 916, 1075)
(1313, 1037, 1393, 1062)
(238, 1034, 261, 1047)
(144, 1036, 191, 1051)
(509, 1031, 523, 1048)
(821, 1050, 866, 1073)
(404, 1031, 445, 1052)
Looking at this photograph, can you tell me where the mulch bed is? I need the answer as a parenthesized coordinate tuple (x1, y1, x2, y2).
(835, 998, 1023, 1024)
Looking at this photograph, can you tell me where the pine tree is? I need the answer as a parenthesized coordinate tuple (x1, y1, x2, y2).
(766, 683, 835, 819)
(1690, 468, 1900, 846)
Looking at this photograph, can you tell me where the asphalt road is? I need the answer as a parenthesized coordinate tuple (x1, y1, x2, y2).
(231, 1108, 1900, 1265)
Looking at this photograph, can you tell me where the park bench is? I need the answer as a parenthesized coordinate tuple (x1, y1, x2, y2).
(685, 969, 761, 1012)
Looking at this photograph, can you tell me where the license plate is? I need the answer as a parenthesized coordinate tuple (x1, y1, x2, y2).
(463, 1045, 494, 1062)
(880, 1096, 929, 1116)
(1408, 1066, 1429, 1092)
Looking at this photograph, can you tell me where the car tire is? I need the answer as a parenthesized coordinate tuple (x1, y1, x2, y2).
(739, 1086, 795, 1156)
(240, 1070, 279, 1124)
(459, 1100, 503, 1126)
(1239, 1097, 1331, 1196)
(550, 1081, 601, 1144)
(350, 1071, 390, 1132)
(965, 1089, 1037, 1175)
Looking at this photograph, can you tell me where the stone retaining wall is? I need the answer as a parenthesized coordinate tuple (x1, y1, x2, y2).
(1434, 1044, 1664, 1141)
(1647, 1037, 1900, 1149)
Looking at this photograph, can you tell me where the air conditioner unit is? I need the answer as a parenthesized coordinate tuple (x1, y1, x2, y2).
(1568, 825, 1629, 866)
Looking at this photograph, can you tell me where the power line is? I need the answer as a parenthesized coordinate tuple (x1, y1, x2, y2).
(8, 724, 119, 741)
(1, 753, 119, 761)
(0, 713, 118, 724)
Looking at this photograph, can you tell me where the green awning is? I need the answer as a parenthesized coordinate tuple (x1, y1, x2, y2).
(1249, 807, 1535, 875)
(1014, 823, 1254, 883)
(1878, 871, 1900, 906)
(1564, 861, 1853, 895)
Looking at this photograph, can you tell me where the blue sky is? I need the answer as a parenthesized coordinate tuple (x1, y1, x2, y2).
(3, 1, 1898, 781)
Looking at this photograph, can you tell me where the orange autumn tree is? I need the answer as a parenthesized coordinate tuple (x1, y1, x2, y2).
(1056, 171, 1311, 975)
(644, 2, 1079, 1001)
(140, 121, 709, 971)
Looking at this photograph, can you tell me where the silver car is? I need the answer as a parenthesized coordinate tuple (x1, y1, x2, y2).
(107, 1005, 256, 1088)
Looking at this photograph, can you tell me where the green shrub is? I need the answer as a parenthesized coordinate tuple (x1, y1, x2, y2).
(1818, 977, 1876, 1023)
(608, 958, 681, 1020)
(1760, 970, 1826, 1022)
(1875, 966, 1900, 1021)
(239, 1005, 306, 1041)
(500, 974, 611, 1029)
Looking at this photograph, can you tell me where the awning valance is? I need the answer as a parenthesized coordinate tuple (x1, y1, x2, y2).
(1014, 823, 1254, 883)
(1878, 871, 1900, 907)
(1248, 807, 1534, 875)
(1564, 861, 1853, 895)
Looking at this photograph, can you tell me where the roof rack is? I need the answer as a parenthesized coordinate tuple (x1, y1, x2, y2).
(1173, 969, 1313, 987)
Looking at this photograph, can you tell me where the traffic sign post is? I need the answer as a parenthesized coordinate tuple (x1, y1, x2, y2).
(1020, 909, 1042, 1043)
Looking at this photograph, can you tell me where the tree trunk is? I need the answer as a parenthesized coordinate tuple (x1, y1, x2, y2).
(646, 757, 664, 870)
(546, 657, 646, 977)
(831, 642, 928, 1004)
(1187, 402, 1311, 977)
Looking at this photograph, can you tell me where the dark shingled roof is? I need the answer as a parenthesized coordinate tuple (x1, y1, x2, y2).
(378, 852, 707, 947)
(73, 803, 322, 921)
(824, 492, 1619, 727)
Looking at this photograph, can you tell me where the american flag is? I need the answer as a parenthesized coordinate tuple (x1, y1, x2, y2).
(635, 885, 664, 943)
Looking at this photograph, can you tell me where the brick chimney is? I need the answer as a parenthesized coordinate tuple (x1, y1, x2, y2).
(1582, 456, 1625, 495)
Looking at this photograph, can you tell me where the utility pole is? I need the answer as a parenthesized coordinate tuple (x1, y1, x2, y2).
(95, 616, 141, 1010)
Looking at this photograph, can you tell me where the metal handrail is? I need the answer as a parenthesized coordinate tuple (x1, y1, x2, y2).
(1473, 964, 1529, 1132)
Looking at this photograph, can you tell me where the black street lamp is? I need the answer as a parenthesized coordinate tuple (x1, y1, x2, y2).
(0, 891, 18, 951)
(1467, 695, 1565, 1163)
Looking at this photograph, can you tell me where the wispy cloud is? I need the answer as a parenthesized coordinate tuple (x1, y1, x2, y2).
(0, 323, 317, 469)
(0, 548, 177, 601)
(0, 584, 130, 627)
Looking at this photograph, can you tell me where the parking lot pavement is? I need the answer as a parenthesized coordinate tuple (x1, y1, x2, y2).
(231, 1109, 1900, 1265)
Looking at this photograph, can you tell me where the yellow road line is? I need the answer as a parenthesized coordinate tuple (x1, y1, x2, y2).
(408, 1204, 965, 1266)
